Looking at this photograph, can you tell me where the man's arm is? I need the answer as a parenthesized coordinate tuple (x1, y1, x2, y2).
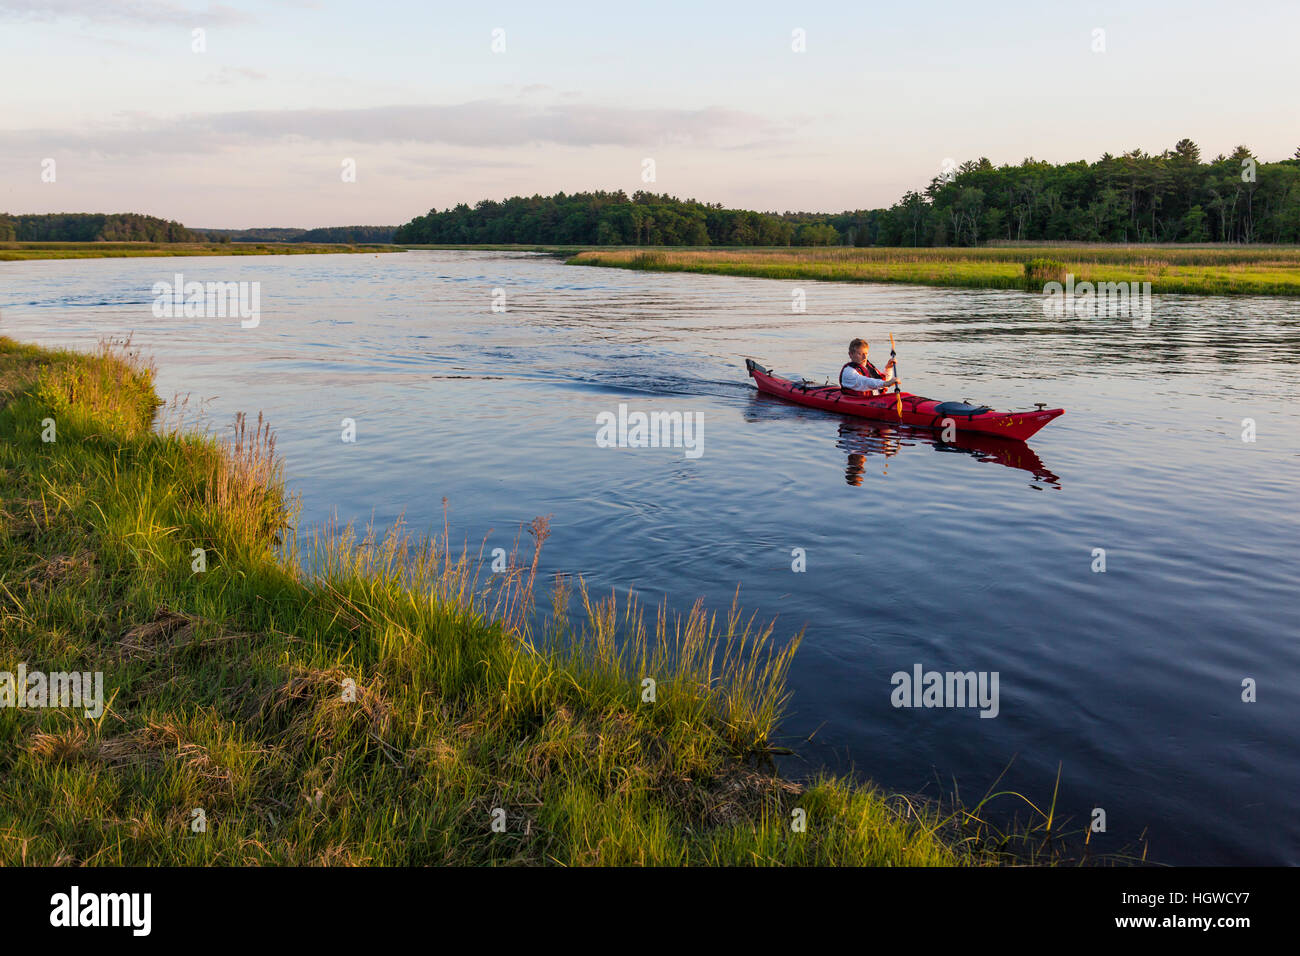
(841, 366, 887, 390)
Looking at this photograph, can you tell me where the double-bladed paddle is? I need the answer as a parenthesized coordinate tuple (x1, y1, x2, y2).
(889, 333, 903, 420)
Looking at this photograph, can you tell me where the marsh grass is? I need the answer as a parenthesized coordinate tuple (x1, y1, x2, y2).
(0, 336, 1118, 865)
(1023, 258, 1068, 288)
(569, 245, 1300, 296)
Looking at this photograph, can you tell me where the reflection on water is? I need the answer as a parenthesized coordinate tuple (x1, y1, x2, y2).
(836, 419, 1062, 488)
(745, 392, 1062, 487)
(840, 420, 904, 483)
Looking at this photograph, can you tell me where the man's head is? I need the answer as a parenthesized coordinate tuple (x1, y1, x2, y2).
(849, 338, 868, 364)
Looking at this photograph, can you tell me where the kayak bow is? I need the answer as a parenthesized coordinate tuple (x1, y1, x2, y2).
(745, 358, 1063, 442)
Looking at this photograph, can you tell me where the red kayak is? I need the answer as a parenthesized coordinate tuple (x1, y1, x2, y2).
(746, 358, 1063, 441)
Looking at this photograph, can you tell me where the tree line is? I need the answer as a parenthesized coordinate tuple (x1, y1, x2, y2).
(863, 141, 1300, 246)
(200, 226, 397, 243)
(294, 226, 396, 243)
(0, 215, 397, 244)
(0, 213, 200, 242)
(394, 191, 841, 246)
(397, 142, 1300, 246)
(9, 142, 1298, 247)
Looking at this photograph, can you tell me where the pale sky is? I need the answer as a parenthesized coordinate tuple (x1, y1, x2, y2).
(2, 0, 1296, 228)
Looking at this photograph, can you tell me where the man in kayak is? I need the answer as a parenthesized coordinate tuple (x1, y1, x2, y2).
(840, 338, 898, 396)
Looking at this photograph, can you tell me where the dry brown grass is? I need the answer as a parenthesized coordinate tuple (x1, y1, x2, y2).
(115, 605, 254, 662)
(255, 666, 394, 755)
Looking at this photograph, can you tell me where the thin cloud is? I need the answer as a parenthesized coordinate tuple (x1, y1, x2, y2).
(5, 101, 792, 156)
(0, 0, 250, 26)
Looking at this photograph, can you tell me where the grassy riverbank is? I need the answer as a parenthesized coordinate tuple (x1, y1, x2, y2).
(0, 242, 399, 262)
(401, 243, 594, 256)
(0, 336, 1023, 866)
(568, 245, 1300, 296)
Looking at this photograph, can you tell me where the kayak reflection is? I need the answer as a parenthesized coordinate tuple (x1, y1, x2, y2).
(743, 391, 1061, 487)
(836, 419, 1061, 487)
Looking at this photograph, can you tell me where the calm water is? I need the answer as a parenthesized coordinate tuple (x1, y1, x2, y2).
(3, 250, 1297, 865)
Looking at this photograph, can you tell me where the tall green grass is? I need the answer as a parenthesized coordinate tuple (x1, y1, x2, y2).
(2, 336, 1049, 866)
(1023, 258, 1068, 287)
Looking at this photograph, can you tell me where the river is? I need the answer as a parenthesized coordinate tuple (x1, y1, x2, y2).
(3, 249, 1297, 865)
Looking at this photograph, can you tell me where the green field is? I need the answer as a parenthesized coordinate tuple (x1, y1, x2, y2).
(0, 241, 400, 262)
(568, 245, 1300, 296)
(0, 336, 1101, 866)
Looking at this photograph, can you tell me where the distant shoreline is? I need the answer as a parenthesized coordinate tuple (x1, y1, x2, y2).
(566, 245, 1300, 297)
(10, 240, 1297, 297)
(0, 241, 401, 262)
